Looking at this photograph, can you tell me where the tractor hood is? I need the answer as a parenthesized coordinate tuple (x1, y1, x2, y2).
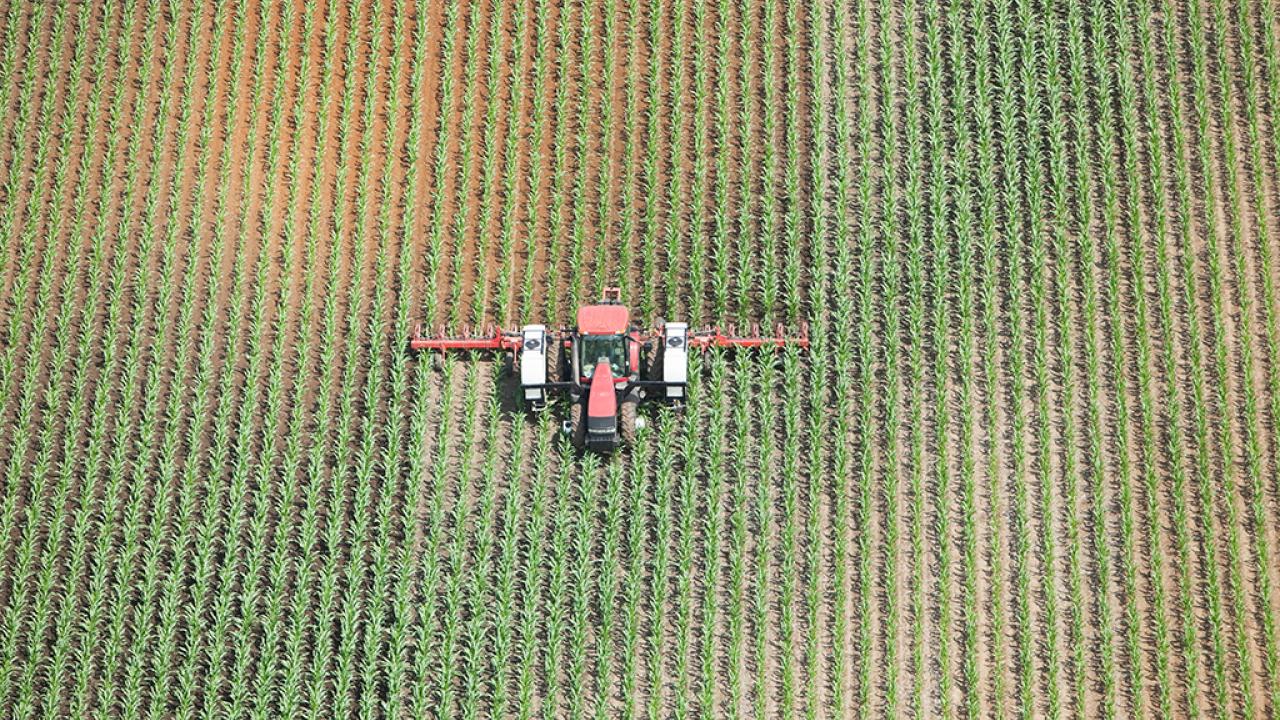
(576, 304, 629, 334)
(586, 361, 618, 423)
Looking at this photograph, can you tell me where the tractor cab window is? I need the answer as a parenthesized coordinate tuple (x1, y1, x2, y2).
(580, 334, 626, 378)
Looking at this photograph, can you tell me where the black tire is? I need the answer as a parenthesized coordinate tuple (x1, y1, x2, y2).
(620, 397, 639, 445)
(568, 398, 586, 448)
(643, 338, 662, 381)
(546, 335, 564, 384)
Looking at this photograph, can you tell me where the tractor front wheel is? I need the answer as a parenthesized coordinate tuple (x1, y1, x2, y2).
(620, 397, 639, 445)
(568, 399, 586, 448)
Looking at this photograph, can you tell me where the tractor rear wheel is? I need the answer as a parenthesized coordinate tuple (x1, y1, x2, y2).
(568, 399, 586, 448)
(620, 397, 639, 445)
(547, 336, 564, 384)
(643, 338, 662, 381)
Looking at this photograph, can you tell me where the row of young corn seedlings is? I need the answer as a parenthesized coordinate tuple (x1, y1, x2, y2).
(0, 0, 78, 405)
(1232, 0, 1280, 562)
(849, 0, 879, 714)
(491, 0, 533, 321)
(0, 0, 108, 711)
(997, 0, 1037, 709)
(0, 2, 48, 283)
(10, 1, 165, 714)
(1208, 0, 1280, 708)
(566, 0, 598, 315)
(707, 0, 734, 318)
(591, 0, 619, 299)
(824, 0, 857, 712)
(519, 0, 552, 322)
(81, 2, 217, 716)
(942, 0, 977, 714)
(686, 0, 710, 322)
(637, 0, 664, 320)
(968, 0, 1012, 713)
(466, 0, 515, 326)
(0, 0, 102, 626)
(443, 1, 489, 327)
(1183, 0, 1258, 713)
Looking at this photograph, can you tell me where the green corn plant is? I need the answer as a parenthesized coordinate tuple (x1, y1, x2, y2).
(619, 426, 653, 720)
(731, 0, 755, 323)
(1065, 0, 1124, 714)
(565, 0, 597, 313)
(291, 4, 382, 716)
(226, 2, 343, 716)
(660, 0, 690, 316)
(460, 402, 509, 720)
(1111, 0, 1186, 714)
(443, 0, 489, 327)
(467, 0, 515, 325)
(851, 0, 879, 714)
(708, 0, 733, 317)
(0, 1, 79, 404)
(0, 3, 25, 133)
(593, 457, 628, 720)
(0, 0, 108, 621)
(1212, 0, 1280, 707)
(750, 354, 778, 720)
(512, 414, 556, 720)
(10, 4, 162, 715)
(614, 0, 643, 303)
(543, 440, 580, 717)
(157, 3, 260, 716)
(430, 365, 487, 717)
(873, 0, 906, 712)
(379, 5, 441, 712)
(543, 0, 577, 321)
(672, 352, 706, 720)
(1183, 0, 1254, 712)
(407, 358, 466, 718)
(75, 4, 220, 717)
(1043, 5, 1091, 714)
(592, 0, 619, 297)
(566, 453, 602, 720)
(201, 3, 306, 715)
(724, 352, 756, 712)
(492, 0, 534, 320)
(970, 0, 1013, 714)
(938, 1, 975, 715)
(1230, 0, 1280, 706)
(780, 0, 804, 323)
(686, 0, 710, 321)
(0, 3, 83, 712)
(694, 353, 731, 717)
(422, 0, 465, 324)
(0, 2, 48, 282)
(777, 347, 804, 718)
(638, 0, 664, 320)
(756, 0, 780, 320)
(826, 0, 857, 713)
(519, 0, 552, 320)
(901, 0, 931, 707)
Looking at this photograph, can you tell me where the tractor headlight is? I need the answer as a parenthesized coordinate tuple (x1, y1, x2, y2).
(582, 364, 593, 378)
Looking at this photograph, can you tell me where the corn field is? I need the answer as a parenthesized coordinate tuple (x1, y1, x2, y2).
(1, 0, 1279, 718)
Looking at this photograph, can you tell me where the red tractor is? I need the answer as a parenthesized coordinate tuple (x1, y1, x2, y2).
(411, 288, 809, 451)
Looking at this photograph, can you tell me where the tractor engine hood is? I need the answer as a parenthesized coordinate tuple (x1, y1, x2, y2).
(585, 361, 618, 442)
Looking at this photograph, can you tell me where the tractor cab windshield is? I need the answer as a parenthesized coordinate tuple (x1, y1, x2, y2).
(579, 334, 627, 378)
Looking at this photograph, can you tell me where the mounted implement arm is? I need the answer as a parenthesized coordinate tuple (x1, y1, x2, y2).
(409, 325, 526, 352)
(684, 322, 810, 350)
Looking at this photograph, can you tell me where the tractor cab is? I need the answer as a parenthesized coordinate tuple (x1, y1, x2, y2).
(571, 289, 640, 386)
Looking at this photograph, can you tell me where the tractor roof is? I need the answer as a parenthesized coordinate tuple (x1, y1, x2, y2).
(577, 303, 630, 334)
